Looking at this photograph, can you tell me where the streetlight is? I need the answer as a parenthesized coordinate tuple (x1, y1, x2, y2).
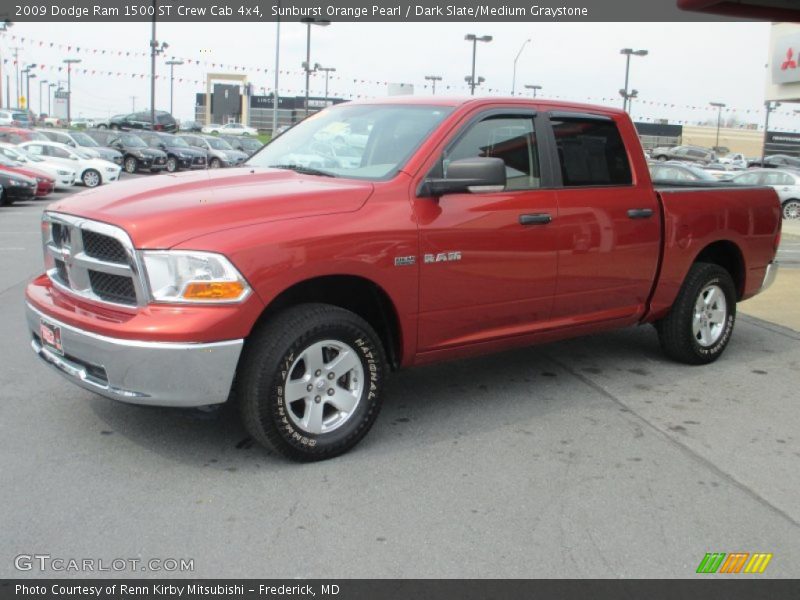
(149, 0, 169, 126)
(300, 17, 330, 116)
(272, 5, 281, 136)
(465, 75, 485, 91)
(314, 63, 336, 105)
(465, 34, 492, 96)
(47, 82, 55, 115)
(0, 20, 12, 112)
(710, 102, 726, 151)
(26, 72, 36, 114)
(524, 84, 542, 98)
(38, 79, 48, 115)
(63, 58, 81, 124)
(165, 59, 183, 115)
(511, 38, 531, 96)
(620, 48, 648, 112)
(425, 75, 442, 95)
(762, 100, 781, 163)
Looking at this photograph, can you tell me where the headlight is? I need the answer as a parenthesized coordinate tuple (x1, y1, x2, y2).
(141, 250, 250, 303)
(57, 170, 70, 176)
(8, 179, 25, 186)
(105, 167, 117, 172)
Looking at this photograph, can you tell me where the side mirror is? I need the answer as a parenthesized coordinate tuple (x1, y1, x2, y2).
(419, 157, 506, 197)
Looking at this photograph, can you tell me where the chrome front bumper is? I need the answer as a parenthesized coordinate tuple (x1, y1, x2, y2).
(760, 261, 779, 293)
(26, 303, 243, 407)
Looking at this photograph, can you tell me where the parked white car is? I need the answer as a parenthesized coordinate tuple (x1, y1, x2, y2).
(19, 141, 121, 188)
(0, 143, 76, 189)
(202, 122, 258, 136)
(0, 109, 30, 127)
(718, 153, 748, 169)
(730, 168, 800, 220)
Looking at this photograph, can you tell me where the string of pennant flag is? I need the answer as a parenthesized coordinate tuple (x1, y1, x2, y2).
(2, 33, 798, 123)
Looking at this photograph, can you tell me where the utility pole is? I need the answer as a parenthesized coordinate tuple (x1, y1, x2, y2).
(425, 75, 442, 95)
(0, 21, 12, 110)
(165, 59, 183, 115)
(272, 0, 281, 136)
(130, 96, 137, 111)
(63, 58, 81, 123)
(12, 47, 20, 108)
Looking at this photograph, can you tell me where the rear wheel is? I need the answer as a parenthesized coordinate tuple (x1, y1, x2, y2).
(782, 199, 800, 220)
(656, 262, 736, 365)
(96, 124, 107, 129)
(238, 303, 387, 462)
(124, 157, 138, 174)
(82, 169, 101, 188)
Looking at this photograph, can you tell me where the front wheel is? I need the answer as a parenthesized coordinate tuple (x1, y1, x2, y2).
(782, 199, 800, 220)
(82, 169, 101, 188)
(124, 157, 138, 174)
(0, 190, 12, 206)
(209, 158, 221, 169)
(656, 262, 737, 365)
(166, 157, 178, 172)
(238, 303, 387, 462)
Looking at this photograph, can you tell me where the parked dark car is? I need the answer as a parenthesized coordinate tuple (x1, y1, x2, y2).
(650, 145, 716, 164)
(38, 129, 123, 165)
(85, 130, 168, 174)
(0, 168, 37, 206)
(178, 134, 248, 168)
(179, 120, 203, 132)
(108, 110, 178, 133)
(138, 132, 207, 172)
(220, 135, 264, 156)
(747, 154, 800, 169)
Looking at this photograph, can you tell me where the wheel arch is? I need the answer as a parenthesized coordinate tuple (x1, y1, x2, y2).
(692, 239, 746, 299)
(250, 275, 403, 370)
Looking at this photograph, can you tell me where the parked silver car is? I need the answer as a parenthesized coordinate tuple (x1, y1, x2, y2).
(729, 168, 800, 219)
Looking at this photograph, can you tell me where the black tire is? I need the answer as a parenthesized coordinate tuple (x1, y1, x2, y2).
(782, 199, 800, 220)
(656, 262, 737, 365)
(109, 124, 118, 130)
(96, 124, 107, 129)
(124, 157, 138, 174)
(166, 156, 179, 173)
(82, 168, 101, 188)
(209, 158, 221, 169)
(0, 190, 12, 207)
(656, 155, 668, 162)
(238, 303, 387, 462)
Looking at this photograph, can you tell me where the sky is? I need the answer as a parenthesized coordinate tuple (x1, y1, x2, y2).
(2, 20, 798, 130)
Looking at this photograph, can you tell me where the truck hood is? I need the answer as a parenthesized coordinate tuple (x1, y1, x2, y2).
(47, 168, 374, 248)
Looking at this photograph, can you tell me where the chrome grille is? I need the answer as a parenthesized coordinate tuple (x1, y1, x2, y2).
(41, 213, 147, 309)
(82, 230, 127, 263)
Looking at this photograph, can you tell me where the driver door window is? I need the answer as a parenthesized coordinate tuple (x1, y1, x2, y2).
(443, 116, 540, 190)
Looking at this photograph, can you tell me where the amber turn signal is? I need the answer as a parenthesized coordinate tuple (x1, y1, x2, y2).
(182, 281, 246, 301)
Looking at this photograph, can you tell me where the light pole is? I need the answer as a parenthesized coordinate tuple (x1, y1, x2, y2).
(63, 58, 81, 123)
(465, 34, 492, 96)
(314, 63, 336, 105)
(272, 4, 281, 136)
(301, 17, 330, 116)
(0, 20, 12, 113)
(620, 48, 648, 112)
(149, 0, 168, 125)
(47, 82, 55, 115)
(524, 84, 542, 98)
(511, 38, 531, 96)
(465, 75, 485, 92)
(424, 75, 442, 95)
(710, 102, 726, 150)
(130, 96, 137, 111)
(165, 59, 183, 115)
(26, 72, 36, 113)
(38, 79, 48, 115)
(762, 100, 781, 163)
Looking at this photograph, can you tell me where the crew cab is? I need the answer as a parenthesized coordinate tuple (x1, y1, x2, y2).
(25, 98, 781, 461)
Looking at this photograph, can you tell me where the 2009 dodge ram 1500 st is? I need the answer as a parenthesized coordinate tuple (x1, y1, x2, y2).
(25, 98, 781, 461)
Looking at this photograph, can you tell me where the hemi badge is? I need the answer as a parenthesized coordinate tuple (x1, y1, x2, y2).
(394, 256, 416, 267)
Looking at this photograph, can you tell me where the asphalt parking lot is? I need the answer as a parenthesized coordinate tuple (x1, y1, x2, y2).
(1, 188, 799, 579)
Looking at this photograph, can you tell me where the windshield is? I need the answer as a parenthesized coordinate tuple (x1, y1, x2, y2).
(0, 154, 20, 167)
(73, 149, 93, 159)
(71, 132, 98, 147)
(206, 137, 233, 151)
(247, 104, 453, 180)
(121, 134, 147, 148)
(166, 135, 190, 148)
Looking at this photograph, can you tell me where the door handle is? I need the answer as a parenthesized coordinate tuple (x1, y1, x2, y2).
(627, 208, 654, 219)
(519, 213, 552, 226)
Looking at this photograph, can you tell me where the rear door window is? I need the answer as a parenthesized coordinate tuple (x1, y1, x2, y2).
(551, 116, 632, 186)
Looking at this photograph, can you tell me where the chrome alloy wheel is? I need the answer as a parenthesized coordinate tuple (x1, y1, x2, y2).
(693, 284, 727, 347)
(783, 200, 800, 220)
(283, 339, 364, 435)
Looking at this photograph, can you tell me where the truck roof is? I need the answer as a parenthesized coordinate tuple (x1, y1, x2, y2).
(341, 95, 627, 116)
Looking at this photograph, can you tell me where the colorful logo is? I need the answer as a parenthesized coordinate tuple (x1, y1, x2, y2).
(696, 552, 773, 574)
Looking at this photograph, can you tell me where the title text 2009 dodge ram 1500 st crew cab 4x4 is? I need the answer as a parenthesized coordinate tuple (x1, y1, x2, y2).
(25, 98, 781, 461)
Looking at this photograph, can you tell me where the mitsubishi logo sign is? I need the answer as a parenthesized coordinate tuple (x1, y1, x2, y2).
(773, 33, 800, 85)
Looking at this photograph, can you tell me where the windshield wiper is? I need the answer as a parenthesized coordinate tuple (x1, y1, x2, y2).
(268, 164, 335, 177)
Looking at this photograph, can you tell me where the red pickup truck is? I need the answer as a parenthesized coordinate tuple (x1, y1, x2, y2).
(25, 98, 781, 461)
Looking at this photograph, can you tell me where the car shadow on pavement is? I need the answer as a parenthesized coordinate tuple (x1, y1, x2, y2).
(85, 324, 668, 469)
